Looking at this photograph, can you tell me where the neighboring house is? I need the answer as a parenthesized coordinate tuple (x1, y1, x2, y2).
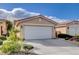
(55, 21, 79, 36)
(67, 21, 79, 36)
(14, 15, 57, 40)
(0, 20, 7, 36)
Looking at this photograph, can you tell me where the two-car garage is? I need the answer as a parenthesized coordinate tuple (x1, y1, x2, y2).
(22, 26, 53, 39)
(15, 15, 57, 40)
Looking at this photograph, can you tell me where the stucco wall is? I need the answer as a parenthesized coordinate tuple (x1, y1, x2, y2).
(0, 21, 7, 36)
(55, 27, 67, 35)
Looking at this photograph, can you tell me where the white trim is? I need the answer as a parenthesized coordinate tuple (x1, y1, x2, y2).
(21, 23, 55, 26)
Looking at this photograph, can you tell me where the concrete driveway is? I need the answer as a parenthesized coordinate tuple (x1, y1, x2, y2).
(25, 39, 79, 55)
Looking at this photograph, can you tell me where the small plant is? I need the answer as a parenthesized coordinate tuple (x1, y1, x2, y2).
(23, 44, 34, 50)
(23, 44, 34, 54)
(65, 37, 69, 40)
(0, 36, 6, 41)
(0, 36, 6, 45)
(0, 39, 3, 45)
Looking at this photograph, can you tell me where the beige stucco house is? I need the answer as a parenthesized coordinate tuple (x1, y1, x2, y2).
(55, 21, 79, 36)
(14, 15, 57, 40)
(67, 21, 79, 36)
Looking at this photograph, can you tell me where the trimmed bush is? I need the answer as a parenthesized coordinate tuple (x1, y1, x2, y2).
(58, 34, 73, 39)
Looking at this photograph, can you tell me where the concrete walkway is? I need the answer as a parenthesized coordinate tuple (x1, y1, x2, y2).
(25, 39, 79, 55)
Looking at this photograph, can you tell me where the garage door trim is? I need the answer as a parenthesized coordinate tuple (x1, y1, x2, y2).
(22, 25, 54, 40)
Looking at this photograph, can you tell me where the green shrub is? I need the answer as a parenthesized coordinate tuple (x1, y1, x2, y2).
(65, 37, 69, 40)
(6, 20, 13, 31)
(0, 28, 23, 53)
(6, 29, 21, 41)
(1, 41, 21, 53)
(23, 44, 34, 50)
(0, 39, 3, 45)
(0, 36, 6, 41)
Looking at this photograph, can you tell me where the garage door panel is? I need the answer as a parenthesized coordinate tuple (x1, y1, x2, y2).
(22, 26, 53, 39)
(68, 27, 75, 36)
(68, 25, 79, 36)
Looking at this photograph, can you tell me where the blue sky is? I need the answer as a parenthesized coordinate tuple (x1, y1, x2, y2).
(0, 3, 79, 19)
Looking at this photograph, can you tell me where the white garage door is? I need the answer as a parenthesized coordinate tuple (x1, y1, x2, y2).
(68, 25, 79, 36)
(22, 26, 53, 39)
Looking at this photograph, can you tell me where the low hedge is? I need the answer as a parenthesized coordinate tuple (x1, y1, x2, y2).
(58, 34, 73, 39)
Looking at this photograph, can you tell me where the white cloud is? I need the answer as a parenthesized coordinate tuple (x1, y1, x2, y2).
(0, 9, 9, 19)
(0, 8, 74, 23)
(45, 16, 70, 23)
(29, 12, 40, 16)
(11, 8, 40, 19)
(0, 8, 40, 20)
(12, 8, 26, 14)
